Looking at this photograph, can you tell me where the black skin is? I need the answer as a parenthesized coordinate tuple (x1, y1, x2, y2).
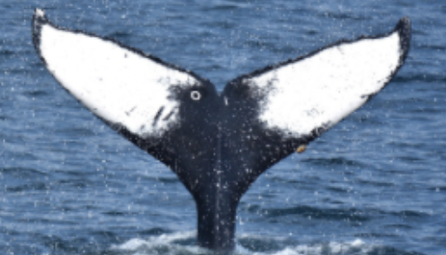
(119, 80, 310, 253)
(33, 10, 411, 254)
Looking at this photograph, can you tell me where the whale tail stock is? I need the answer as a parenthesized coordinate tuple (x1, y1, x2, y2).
(32, 9, 410, 253)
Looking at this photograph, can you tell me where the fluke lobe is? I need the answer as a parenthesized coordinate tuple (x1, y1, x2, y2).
(32, 9, 411, 253)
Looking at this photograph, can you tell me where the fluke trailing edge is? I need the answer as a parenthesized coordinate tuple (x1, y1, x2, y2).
(32, 9, 411, 253)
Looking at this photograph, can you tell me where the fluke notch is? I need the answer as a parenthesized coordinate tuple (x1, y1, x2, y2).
(32, 9, 410, 253)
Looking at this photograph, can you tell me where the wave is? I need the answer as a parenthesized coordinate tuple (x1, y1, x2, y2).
(110, 231, 423, 255)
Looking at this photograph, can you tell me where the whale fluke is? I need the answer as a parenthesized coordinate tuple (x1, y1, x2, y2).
(32, 8, 411, 253)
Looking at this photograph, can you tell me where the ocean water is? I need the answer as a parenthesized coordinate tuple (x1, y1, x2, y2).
(1, 0, 445, 254)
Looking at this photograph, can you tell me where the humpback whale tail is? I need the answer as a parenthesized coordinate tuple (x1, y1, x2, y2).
(32, 9, 411, 253)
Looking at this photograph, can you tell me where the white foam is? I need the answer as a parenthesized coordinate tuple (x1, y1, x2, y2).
(112, 233, 374, 255)
(240, 238, 370, 255)
(111, 231, 203, 254)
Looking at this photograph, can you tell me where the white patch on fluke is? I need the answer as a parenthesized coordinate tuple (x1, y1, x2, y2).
(37, 16, 202, 138)
(248, 31, 402, 138)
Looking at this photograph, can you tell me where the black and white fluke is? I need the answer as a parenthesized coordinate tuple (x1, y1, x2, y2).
(32, 8, 411, 253)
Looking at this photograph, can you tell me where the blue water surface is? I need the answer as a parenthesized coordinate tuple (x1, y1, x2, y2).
(0, 0, 445, 255)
